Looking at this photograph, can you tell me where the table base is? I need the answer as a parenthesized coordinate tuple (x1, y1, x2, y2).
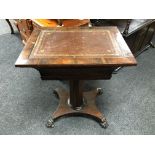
(46, 87, 108, 128)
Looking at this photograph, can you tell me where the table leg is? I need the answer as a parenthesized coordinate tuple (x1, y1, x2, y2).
(46, 80, 108, 128)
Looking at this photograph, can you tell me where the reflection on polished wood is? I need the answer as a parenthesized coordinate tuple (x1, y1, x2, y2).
(62, 19, 89, 27)
(32, 19, 89, 28)
(32, 19, 58, 28)
(15, 27, 137, 128)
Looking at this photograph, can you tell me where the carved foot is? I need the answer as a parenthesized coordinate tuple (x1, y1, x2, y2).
(100, 118, 108, 128)
(53, 89, 59, 99)
(97, 88, 103, 95)
(46, 118, 55, 128)
(150, 42, 155, 48)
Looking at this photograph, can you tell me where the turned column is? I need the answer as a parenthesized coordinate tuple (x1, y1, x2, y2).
(69, 80, 84, 110)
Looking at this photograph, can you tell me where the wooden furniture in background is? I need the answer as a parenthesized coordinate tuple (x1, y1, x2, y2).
(14, 19, 33, 44)
(59, 19, 90, 27)
(15, 27, 137, 128)
(32, 19, 58, 28)
(107, 19, 155, 56)
(15, 19, 90, 44)
(91, 19, 155, 56)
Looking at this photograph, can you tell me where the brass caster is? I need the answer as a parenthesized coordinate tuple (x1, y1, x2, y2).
(97, 88, 103, 95)
(53, 89, 59, 99)
(46, 118, 55, 128)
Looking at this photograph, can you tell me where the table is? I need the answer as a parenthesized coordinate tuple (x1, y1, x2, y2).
(15, 27, 137, 128)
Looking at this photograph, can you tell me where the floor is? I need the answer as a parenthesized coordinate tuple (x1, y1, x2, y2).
(0, 19, 155, 134)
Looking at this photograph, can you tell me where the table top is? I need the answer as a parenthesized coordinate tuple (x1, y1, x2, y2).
(15, 27, 137, 68)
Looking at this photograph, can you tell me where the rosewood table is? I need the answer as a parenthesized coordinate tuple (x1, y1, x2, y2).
(15, 27, 137, 128)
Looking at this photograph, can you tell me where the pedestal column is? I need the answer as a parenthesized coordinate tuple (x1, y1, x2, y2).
(69, 80, 83, 110)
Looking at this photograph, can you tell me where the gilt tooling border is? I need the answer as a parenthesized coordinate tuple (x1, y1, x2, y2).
(29, 29, 131, 59)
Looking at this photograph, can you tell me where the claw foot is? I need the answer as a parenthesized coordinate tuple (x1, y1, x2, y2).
(97, 88, 103, 95)
(53, 89, 59, 99)
(150, 42, 155, 48)
(100, 118, 108, 128)
(46, 118, 55, 128)
(100, 122, 108, 128)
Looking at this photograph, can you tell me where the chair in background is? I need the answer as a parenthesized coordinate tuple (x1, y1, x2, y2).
(5, 19, 14, 34)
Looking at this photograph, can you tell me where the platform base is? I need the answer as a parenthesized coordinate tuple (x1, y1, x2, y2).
(46, 88, 108, 128)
